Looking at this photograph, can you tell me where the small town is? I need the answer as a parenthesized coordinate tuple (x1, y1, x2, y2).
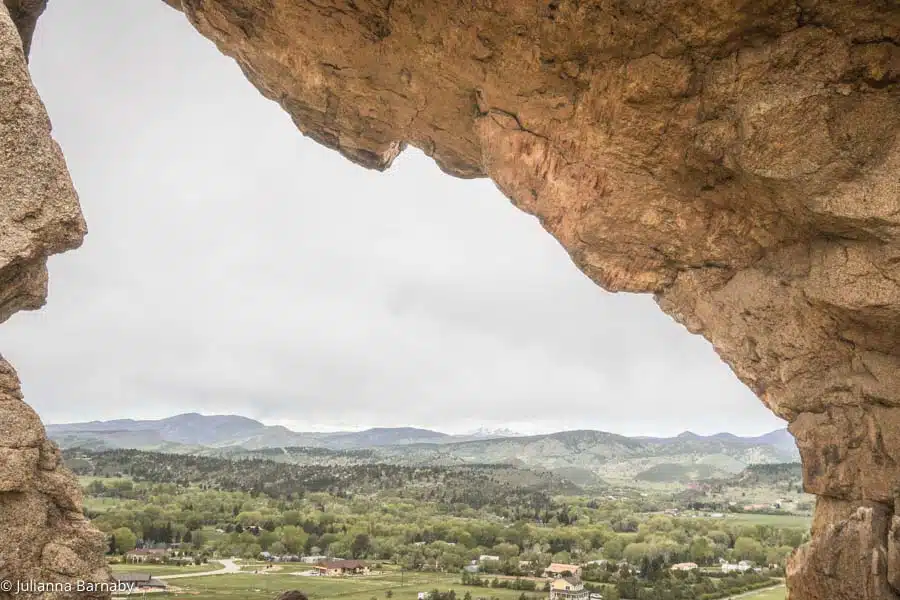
(110, 542, 781, 600)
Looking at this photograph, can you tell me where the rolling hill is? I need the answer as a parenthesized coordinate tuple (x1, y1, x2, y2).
(47, 413, 799, 486)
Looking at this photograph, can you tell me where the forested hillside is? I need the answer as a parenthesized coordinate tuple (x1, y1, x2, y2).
(65, 449, 579, 514)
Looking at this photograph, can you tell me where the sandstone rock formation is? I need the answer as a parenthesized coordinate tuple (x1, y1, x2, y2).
(0, 3, 109, 599)
(1, 0, 898, 598)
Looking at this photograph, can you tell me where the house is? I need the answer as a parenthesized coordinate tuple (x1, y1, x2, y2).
(670, 562, 698, 571)
(301, 555, 328, 564)
(544, 563, 582, 578)
(113, 573, 168, 591)
(124, 548, 169, 564)
(313, 559, 369, 576)
(463, 565, 480, 574)
(549, 576, 589, 600)
(278, 555, 301, 563)
(721, 561, 753, 573)
(478, 555, 500, 563)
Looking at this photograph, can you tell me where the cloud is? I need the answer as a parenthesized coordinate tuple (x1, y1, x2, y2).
(0, 0, 784, 438)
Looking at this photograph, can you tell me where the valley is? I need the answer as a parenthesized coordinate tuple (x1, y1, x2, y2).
(49, 414, 801, 488)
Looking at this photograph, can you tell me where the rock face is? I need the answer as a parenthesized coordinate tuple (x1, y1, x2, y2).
(0, 0, 898, 598)
(155, 2, 900, 597)
(0, 3, 109, 599)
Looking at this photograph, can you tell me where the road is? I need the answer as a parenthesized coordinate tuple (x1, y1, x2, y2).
(724, 583, 785, 600)
(157, 558, 241, 580)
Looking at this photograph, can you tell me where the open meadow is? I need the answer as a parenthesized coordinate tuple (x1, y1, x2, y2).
(163, 572, 535, 600)
(740, 585, 786, 600)
(110, 562, 222, 575)
(718, 513, 811, 528)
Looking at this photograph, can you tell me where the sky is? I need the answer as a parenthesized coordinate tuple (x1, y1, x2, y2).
(0, 1, 786, 437)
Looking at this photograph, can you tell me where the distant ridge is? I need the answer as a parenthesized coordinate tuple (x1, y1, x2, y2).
(48, 413, 799, 485)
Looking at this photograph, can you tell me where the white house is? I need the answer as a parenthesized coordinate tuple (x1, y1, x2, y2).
(721, 561, 753, 573)
(479, 555, 500, 562)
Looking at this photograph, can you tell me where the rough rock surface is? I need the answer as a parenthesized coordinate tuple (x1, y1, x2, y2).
(2, 0, 46, 59)
(0, 0, 898, 598)
(160, 1, 900, 597)
(0, 357, 110, 600)
(0, 0, 83, 325)
(0, 3, 108, 599)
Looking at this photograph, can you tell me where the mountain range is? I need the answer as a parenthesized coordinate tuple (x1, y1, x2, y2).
(47, 413, 800, 486)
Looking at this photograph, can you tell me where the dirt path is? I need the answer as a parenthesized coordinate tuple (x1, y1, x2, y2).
(157, 558, 241, 580)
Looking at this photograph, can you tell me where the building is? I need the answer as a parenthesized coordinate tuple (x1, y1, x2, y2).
(301, 555, 328, 564)
(549, 576, 589, 600)
(463, 565, 480, 574)
(721, 561, 753, 573)
(113, 573, 168, 591)
(478, 555, 501, 563)
(544, 563, 583, 578)
(314, 559, 369, 576)
(124, 549, 169, 564)
(670, 562, 698, 571)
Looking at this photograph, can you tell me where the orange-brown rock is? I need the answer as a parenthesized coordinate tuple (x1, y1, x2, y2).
(0, 4, 109, 599)
(0, 0, 898, 598)
(0, 356, 110, 600)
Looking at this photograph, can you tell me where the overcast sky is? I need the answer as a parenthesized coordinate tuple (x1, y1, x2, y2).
(0, 1, 785, 437)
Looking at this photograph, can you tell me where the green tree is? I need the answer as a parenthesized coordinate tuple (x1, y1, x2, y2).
(623, 542, 651, 565)
(689, 537, 713, 565)
(733, 537, 765, 564)
(603, 536, 625, 560)
(765, 545, 795, 567)
(112, 527, 137, 554)
(351, 533, 372, 558)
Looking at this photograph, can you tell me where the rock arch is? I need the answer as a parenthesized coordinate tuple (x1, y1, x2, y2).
(0, 0, 898, 598)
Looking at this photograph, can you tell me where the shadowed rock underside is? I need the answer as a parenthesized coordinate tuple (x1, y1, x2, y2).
(1, 0, 899, 598)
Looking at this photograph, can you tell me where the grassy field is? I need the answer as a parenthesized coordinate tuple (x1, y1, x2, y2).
(165, 572, 541, 600)
(720, 513, 811, 528)
(110, 561, 222, 575)
(740, 585, 785, 600)
(239, 564, 316, 574)
(82, 496, 121, 513)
